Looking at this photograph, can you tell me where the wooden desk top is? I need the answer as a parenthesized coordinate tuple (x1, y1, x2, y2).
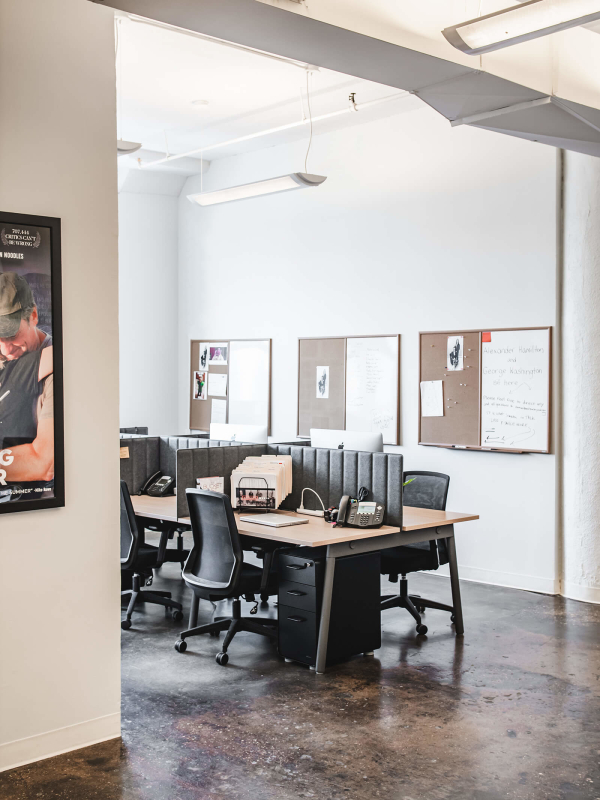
(131, 495, 478, 548)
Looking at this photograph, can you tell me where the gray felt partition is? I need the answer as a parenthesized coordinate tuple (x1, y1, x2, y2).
(120, 435, 247, 496)
(176, 444, 268, 518)
(268, 446, 403, 528)
(121, 436, 404, 528)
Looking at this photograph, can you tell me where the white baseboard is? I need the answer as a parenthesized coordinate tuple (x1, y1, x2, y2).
(0, 712, 121, 773)
(426, 565, 560, 596)
(562, 582, 600, 605)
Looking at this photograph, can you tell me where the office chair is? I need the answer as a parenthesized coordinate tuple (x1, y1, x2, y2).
(120, 480, 183, 630)
(380, 471, 451, 636)
(174, 489, 278, 666)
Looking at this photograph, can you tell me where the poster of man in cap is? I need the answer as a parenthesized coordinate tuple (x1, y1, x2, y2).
(0, 213, 63, 511)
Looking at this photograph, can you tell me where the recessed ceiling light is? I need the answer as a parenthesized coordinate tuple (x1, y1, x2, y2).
(191, 99, 209, 107)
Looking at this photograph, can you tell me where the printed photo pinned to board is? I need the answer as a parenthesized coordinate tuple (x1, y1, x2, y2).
(209, 343, 228, 366)
(316, 366, 329, 399)
(447, 335, 464, 371)
(198, 342, 209, 370)
(193, 371, 207, 400)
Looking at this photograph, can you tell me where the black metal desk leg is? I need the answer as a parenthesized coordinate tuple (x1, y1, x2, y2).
(446, 535, 464, 636)
(315, 555, 336, 674)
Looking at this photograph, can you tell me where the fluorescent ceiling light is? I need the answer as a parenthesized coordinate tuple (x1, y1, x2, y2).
(117, 139, 142, 156)
(443, 0, 600, 55)
(187, 173, 327, 207)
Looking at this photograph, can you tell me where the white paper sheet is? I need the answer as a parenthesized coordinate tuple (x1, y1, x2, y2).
(208, 372, 228, 397)
(420, 380, 444, 417)
(447, 335, 464, 371)
(211, 398, 227, 424)
(316, 366, 329, 399)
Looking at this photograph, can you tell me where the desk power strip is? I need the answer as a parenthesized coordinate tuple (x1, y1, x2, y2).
(296, 507, 325, 517)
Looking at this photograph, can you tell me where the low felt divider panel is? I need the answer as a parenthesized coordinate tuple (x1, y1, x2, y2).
(267, 445, 403, 528)
(120, 436, 160, 495)
(176, 443, 268, 518)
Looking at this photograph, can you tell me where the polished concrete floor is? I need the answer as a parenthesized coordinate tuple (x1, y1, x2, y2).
(2, 546, 600, 800)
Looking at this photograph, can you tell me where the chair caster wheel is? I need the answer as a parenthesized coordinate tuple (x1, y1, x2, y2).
(416, 624, 428, 635)
(210, 630, 220, 637)
(216, 652, 229, 666)
(450, 614, 456, 622)
(172, 610, 184, 621)
(260, 593, 269, 603)
(174, 639, 187, 653)
(417, 606, 426, 614)
(121, 619, 132, 630)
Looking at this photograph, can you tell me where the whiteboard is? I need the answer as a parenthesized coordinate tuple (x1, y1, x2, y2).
(345, 336, 399, 445)
(481, 328, 550, 452)
(228, 340, 271, 430)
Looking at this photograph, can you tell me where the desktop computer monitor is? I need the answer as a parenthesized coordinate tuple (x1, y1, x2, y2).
(309, 429, 384, 453)
(210, 423, 268, 444)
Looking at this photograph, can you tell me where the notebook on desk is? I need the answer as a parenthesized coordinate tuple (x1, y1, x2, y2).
(239, 513, 309, 528)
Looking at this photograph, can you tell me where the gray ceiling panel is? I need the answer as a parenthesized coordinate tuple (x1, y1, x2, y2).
(96, 0, 473, 92)
(415, 71, 546, 121)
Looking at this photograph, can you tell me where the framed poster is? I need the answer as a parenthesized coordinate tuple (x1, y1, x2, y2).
(0, 212, 64, 512)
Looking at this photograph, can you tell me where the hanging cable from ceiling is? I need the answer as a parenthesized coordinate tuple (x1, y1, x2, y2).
(304, 69, 314, 174)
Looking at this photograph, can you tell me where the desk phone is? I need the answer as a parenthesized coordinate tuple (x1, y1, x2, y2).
(337, 496, 385, 528)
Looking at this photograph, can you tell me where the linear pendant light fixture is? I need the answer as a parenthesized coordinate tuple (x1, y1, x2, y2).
(188, 173, 326, 207)
(443, 0, 600, 56)
(188, 70, 326, 207)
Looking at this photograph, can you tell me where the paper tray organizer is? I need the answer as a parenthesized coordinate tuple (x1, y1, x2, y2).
(235, 477, 276, 510)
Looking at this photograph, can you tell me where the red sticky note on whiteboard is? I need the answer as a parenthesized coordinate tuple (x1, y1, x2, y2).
(482, 331, 491, 342)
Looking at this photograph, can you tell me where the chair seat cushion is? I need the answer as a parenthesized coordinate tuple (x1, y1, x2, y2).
(135, 543, 161, 569)
(188, 560, 278, 601)
(381, 542, 437, 575)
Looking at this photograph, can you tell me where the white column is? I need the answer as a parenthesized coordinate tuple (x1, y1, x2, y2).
(561, 150, 600, 603)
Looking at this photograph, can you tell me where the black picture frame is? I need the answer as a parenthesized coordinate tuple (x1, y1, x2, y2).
(0, 212, 64, 513)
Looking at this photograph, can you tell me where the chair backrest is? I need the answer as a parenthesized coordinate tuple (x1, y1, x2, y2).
(120, 480, 141, 569)
(404, 471, 450, 566)
(403, 471, 449, 511)
(183, 489, 243, 593)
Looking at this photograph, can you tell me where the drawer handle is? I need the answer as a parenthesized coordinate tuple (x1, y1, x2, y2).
(286, 563, 310, 570)
(287, 615, 306, 623)
(286, 590, 306, 597)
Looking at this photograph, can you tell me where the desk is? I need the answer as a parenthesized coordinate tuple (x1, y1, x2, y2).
(131, 495, 478, 673)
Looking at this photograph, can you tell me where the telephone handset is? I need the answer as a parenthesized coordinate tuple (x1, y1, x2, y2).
(335, 495, 385, 528)
(139, 471, 175, 497)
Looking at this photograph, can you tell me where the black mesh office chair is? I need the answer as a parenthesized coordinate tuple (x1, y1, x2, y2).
(380, 471, 452, 636)
(120, 480, 183, 630)
(174, 489, 278, 666)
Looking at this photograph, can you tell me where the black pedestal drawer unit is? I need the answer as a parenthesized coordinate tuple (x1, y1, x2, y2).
(278, 546, 381, 667)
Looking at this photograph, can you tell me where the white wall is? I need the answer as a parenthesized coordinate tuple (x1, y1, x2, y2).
(119, 191, 179, 434)
(561, 151, 600, 604)
(0, 0, 121, 771)
(178, 104, 558, 594)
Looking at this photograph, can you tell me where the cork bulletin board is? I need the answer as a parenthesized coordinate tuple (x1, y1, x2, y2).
(298, 335, 400, 444)
(419, 327, 551, 454)
(189, 339, 271, 433)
